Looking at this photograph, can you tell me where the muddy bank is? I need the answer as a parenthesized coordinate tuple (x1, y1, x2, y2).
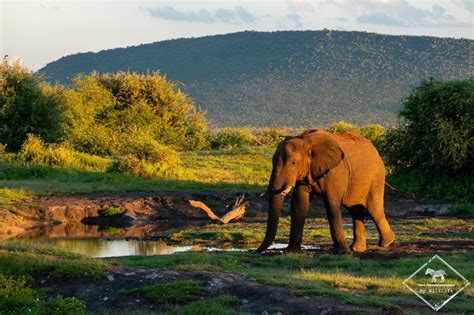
(0, 190, 460, 241)
(0, 191, 265, 240)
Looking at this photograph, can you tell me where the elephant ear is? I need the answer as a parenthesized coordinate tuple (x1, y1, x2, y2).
(310, 137, 344, 178)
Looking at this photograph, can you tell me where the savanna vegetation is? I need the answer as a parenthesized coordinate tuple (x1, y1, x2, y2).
(41, 31, 472, 127)
(1, 56, 473, 313)
(1, 57, 473, 200)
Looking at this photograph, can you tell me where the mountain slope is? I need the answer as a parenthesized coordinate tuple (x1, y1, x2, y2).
(40, 30, 473, 127)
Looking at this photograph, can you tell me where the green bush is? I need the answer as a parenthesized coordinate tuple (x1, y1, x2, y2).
(327, 121, 358, 134)
(450, 203, 474, 215)
(210, 128, 253, 149)
(101, 207, 123, 217)
(115, 154, 183, 178)
(359, 124, 385, 145)
(16, 134, 111, 172)
(62, 71, 208, 153)
(327, 121, 385, 147)
(384, 78, 473, 174)
(254, 128, 287, 145)
(0, 57, 63, 151)
(0, 275, 85, 314)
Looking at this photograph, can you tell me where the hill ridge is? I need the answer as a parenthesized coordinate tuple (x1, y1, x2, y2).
(40, 30, 473, 127)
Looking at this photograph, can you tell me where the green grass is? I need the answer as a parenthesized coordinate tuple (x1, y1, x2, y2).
(387, 168, 474, 202)
(0, 146, 272, 195)
(0, 188, 33, 205)
(102, 206, 123, 217)
(115, 251, 473, 312)
(0, 275, 86, 315)
(169, 295, 242, 315)
(0, 241, 106, 314)
(0, 241, 108, 280)
(450, 203, 474, 215)
(121, 280, 203, 304)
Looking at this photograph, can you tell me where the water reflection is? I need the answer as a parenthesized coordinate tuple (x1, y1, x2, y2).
(24, 238, 248, 258)
(19, 238, 320, 258)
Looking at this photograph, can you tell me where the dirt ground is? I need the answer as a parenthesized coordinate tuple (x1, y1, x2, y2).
(38, 265, 403, 314)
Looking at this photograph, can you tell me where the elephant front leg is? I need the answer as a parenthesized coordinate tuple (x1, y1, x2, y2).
(286, 185, 311, 253)
(349, 206, 366, 252)
(324, 198, 350, 254)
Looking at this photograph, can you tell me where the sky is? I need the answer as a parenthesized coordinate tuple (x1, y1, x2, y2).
(1, 0, 473, 70)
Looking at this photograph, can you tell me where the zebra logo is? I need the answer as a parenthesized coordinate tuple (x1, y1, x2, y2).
(403, 255, 470, 311)
(425, 268, 447, 283)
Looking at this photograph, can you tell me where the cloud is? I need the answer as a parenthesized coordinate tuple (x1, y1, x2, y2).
(286, 14, 303, 28)
(287, 0, 315, 12)
(357, 12, 405, 26)
(342, 0, 466, 27)
(456, 0, 474, 13)
(147, 6, 255, 25)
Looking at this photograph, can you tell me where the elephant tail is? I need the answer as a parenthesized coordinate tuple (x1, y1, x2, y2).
(385, 182, 416, 199)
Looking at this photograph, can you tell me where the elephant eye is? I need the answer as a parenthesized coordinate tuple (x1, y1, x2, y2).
(291, 161, 296, 165)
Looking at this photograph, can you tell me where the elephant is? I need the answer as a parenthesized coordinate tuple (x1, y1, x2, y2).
(256, 129, 395, 254)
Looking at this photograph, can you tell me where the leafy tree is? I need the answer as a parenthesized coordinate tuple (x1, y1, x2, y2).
(61, 71, 208, 154)
(384, 78, 474, 175)
(0, 57, 62, 151)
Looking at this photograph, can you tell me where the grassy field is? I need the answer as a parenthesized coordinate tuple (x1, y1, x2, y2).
(0, 146, 272, 196)
(1, 146, 473, 314)
(0, 238, 472, 314)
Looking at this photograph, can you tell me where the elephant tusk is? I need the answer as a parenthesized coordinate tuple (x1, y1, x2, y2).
(280, 185, 293, 197)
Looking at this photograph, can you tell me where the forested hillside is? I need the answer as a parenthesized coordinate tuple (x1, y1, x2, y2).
(40, 30, 473, 127)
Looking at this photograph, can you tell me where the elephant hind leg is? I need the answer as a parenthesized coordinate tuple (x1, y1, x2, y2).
(348, 205, 366, 252)
(367, 194, 395, 248)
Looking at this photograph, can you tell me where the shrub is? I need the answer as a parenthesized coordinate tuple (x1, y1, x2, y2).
(327, 121, 358, 134)
(0, 275, 36, 310)
(326, 121, 385, 147)
(62, 71, 208, 153)
(210, 128, 253, 149)
(0, 57, 63, 151)
(101, 207, 123, 217)
(16, 134, 112, 172)
(116, 154, 183, 178)
(254, 128, 287, 145)
(0, 275, 85, 314)
(359, 124, 385, 144)
(384, 78, 473, 175)
(450, 203, 474, 215)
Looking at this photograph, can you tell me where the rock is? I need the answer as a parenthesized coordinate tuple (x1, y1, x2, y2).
(261, 311, 269, 315)
(241, 299, 248, 304)
(145, 273, 159, 280)
(107, 275, 115, 281)
(103, 297, 108, 301)
(411, 204, 453, 215)
(120, 214, 136, 227)
(124, 272, 136, 276)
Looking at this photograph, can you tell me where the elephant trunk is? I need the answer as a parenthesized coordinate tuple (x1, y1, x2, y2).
(256, 184, 292, 253)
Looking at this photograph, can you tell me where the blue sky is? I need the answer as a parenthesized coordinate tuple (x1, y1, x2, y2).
(1, 0, 473, 70)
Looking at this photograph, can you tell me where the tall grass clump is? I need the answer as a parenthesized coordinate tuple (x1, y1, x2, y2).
(327, 121, 385, 146)
(209, 128, 254, 149)
(16, 134, 111, 172)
